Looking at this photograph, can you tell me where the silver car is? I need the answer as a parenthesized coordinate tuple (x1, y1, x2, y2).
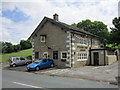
(9, 57, 32, 67)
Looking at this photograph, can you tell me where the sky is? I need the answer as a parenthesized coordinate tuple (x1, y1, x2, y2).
(1, 0, 119, 44)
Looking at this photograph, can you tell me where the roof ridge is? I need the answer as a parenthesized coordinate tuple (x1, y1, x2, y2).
(45, 17, 98, 37)
(29, 16, 99, 39)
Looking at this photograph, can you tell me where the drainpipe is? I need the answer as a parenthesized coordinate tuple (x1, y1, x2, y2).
(89, 48, 91, 65)
(103, 42, 106, 66)
(89, 37, 92, 65)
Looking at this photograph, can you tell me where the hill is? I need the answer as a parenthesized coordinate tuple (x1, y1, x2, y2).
(1, 48, 32, 62)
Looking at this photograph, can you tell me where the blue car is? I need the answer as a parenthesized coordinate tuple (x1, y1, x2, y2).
(27, 58, 54, 71)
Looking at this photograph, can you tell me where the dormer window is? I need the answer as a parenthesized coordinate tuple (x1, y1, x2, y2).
(40, 35, 46, 42)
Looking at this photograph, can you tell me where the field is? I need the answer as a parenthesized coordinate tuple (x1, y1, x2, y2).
(1, 48, 32, 62)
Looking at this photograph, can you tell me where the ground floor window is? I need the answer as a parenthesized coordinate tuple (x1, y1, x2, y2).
(77, 52, 88, 61)
(53, 51, 58, 59)
(61, 51, 67, 59)
(35, 52, 39, 59)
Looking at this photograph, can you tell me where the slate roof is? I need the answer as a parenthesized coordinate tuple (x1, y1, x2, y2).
(28, 17, 99, 39)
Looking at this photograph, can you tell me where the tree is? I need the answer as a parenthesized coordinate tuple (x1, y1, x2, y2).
(2, 42, 14, 53)
(71, 19, 109, 43)
(13, 44, 21, 52)
(20, 40, 32, 50)
(110, 17, 120, 45)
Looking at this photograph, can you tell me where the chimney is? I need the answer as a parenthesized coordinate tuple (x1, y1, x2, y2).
(53, 13, 59, 21)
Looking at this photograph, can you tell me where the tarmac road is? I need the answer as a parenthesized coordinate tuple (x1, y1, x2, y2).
(2, 69, 118, 89)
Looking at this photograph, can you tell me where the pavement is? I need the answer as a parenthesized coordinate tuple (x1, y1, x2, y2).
(2, 69, 118, 88)
(2, 61, 119, 86)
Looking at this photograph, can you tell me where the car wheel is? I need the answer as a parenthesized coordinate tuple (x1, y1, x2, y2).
(35, 66, 40, 71)
(26, 62, 29, 65)
(12, 64, 16, 67)
(50, 64, 54, 68)
(27, 69, 30, 72)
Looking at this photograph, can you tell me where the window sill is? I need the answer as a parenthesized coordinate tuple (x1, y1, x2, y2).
(77, 44, 88, 47)
(61, 59, 66, 62)
(77, 59, 87, 61)
(41, 41, 46, 42)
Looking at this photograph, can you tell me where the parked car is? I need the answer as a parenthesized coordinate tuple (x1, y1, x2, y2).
(27, 58, 54, 71)
(9, 57, 32, 67)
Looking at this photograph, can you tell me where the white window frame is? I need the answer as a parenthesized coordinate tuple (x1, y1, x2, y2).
(77, 52, 88, 61)
(61, 51, 67, 59)
(40, 36, 46, 42)
(78, 37, 88, 46)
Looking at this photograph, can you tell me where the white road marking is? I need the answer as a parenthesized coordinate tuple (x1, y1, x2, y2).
(13, 82, 43, 88)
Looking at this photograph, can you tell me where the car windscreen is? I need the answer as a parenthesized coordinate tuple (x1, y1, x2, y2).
(34, 59, 42, 63)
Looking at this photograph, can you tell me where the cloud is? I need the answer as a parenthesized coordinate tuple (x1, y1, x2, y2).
(1, 0, 119, 44)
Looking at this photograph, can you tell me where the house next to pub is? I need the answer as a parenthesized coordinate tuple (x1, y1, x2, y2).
(28, 14, 118, 68)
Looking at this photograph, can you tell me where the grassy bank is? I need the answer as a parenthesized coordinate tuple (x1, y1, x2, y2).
(2, 48, 32, 62)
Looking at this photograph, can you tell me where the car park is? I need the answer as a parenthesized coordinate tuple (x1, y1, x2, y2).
(9, 57, 32, 67)
(27, 58, 54, 71)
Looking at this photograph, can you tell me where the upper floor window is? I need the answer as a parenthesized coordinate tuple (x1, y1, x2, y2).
(75, 35, 88, 45)
(94, 41, 99, 47)
(80, 38, 88, 45)
(88, 39, 91, 46)
(40, 35, 46, 42)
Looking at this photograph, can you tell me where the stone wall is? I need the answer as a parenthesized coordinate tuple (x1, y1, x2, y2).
(106, 55, 117, 65)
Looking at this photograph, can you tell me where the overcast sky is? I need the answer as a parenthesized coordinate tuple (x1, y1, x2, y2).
(1, 0, 119, 44)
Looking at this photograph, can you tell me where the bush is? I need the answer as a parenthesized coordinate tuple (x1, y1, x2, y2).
(26, 55, 32, 60)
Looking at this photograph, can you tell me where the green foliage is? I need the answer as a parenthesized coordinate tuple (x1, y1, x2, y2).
(110, 17, 120, 45)
(71, 23, 77, 27)
(26, 55, 32, 60)
(2, 48, 32, 62)
(1, 40, 32, 54)
(106, 44, 120, 50)
(20, 40, 32, 50)
(13, 44, 21, 52)
(71, 19, 109, 43)
(2, 42, 14, 53)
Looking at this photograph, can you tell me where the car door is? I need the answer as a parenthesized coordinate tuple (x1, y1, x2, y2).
(14, 57, 20, 65)
(41, 59, 48, 68)
(20, 57, 26, 65)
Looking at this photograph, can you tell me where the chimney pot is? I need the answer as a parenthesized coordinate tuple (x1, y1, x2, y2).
(53, 13, 59, 21)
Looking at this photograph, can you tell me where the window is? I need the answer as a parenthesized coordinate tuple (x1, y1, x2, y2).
(20, 57, 25, 60)
(40, 35, 46, 42)
(13, 57, 20, 61)
(77, 52, 88, 61)
(84, 39, 87, 45)
(94, 41, 99, 47)
(79, 38, 88, 45)
(80, 38, 83, 44)
(35, 52, 39, 59)
(53, 51, 58, 59)
(61, 51, 67, 59)
(88, 39, 91, 46)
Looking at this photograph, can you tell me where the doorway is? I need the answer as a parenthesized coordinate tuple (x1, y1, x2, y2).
(93, 52, 99, 66)
(43, 52, 48, 58)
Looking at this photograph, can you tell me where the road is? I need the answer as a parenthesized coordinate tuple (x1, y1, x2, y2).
(2, 69, 118, 89)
